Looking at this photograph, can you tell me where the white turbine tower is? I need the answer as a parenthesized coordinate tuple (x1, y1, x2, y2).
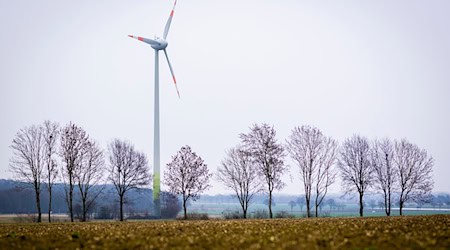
(128, 0, 180, 218)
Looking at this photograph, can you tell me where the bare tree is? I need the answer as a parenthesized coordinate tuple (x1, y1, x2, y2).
(371, 138, 396, 216)
(42, 120, 59, 222)
(296, 195, 305, 212)
(165, 145, 211, 220)
(240, 123, 287, 219)
(217, 147, 261, 218)
(338, 135, 373, 217)
(60, 122, 89, 222)
(76, 140, 105, 222)
(288, 200, 297, 212)
(10, 124, 45, 222)
(108, 139, 150, 221)
(394, 139, 433, 216)
(286, 125, 337, 217)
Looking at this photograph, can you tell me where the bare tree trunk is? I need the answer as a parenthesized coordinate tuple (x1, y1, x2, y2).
(82, 198, 87, 222)
(384, 191, 389, 216)
(359, 192, 364, 217)
(69, 177, 74, 222)
(305, 196, 311, 218)
(399, 199, 404, 216)
(34, 181, 42, 223)
(240, 202, 246, 219)
(387, 191, 391, 216)
(119, 194, 124, 221)
(48, 186, 52, 222)
(268, 191, 273, 219)
(183, 196, 187, 220)
(315, 198, 319, 217)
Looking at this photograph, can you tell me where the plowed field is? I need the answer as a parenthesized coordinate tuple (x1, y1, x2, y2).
(0, 215, 448, 249)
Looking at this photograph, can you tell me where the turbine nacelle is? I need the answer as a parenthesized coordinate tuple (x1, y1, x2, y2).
(152, 38, 168, 50)
(128, 35, 168, 51)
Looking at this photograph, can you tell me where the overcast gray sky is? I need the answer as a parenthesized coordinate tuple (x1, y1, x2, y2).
(1, 0, 449, 195)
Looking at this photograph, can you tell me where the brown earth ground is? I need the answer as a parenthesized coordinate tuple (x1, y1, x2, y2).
(0, 214, 448, 249)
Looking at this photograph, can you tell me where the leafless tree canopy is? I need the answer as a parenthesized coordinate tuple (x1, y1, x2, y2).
(42, 120, 59, 222)
(371, 138, 396, 216)
(240, 123, 287, 219)
(60, 122, 90, 222)
(76, 140, 105, 222)
(217, 147, 261, 218)
(338, 135, 373, 217)
(395, 139, 433, 215)
(286, 125, 337, 217)
(108, 139, 150, 221)
(165, 145, 211, 219)
(10, 124, 45, 222)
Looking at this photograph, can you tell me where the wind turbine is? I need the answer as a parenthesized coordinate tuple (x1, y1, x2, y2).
(128, 0, 180, 218)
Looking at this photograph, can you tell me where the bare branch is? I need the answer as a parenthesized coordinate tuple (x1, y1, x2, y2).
(371, 138, 396, 216)
(338, 135, 373, 217)
(42, 120, 59, 222)
(59, 122, 90, 222)
(217, 146, 262, 218)
(395, 139, 433, 215)
(240, 123, 287, 218)
(9, 124, 45, 222)
(108, 139, 150, 221)
(76, 139, 105, 222)
(286, 125, 337, 217)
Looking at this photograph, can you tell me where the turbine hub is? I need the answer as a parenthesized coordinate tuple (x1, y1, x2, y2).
(152, 38, 168, 50)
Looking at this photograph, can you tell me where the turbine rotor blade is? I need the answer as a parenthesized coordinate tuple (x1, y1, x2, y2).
(163, 49, 180, 98)
(128, 35, 159, 46)
(163, 0, 177, 40)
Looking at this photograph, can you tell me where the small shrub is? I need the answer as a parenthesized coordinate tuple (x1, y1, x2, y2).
(252, 209, 269, 219)
(126, 214, 158, 220)
(95, 206, 114, 220)
(13, 214, 37, 223)
(178, 212, 209, 220)
(319, 211, 331, 218)
(161, 192, 182, 219)
(222, 209, 243, 219)
(275, 210, 295, 218)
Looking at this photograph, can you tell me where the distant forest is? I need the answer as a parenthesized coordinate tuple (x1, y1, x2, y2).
(0, 179, 150, 217)
(1, 179, 449, 219)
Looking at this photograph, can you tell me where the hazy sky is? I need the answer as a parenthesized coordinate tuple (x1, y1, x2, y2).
(1, 0, 449, 195)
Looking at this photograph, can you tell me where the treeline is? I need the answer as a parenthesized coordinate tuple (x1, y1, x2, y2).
(8, 121, 435, 222)
(9, 121, 171, 222)
(216, 124, 434, 218)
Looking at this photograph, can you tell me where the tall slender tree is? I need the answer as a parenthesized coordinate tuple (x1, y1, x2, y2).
(43, 120, 59, 222)
(60, 122, 89, 222)
(338, 135, 373, 217)
(108, 139, 150, 221)
(76, 140, 105, 222)
(217, 147, 261, 218)
(165, 145, 211, 220)
(371, 138, 396, 216)
(395, 139, 433, 215)
(10, 124, 45, 222)
(286, 125, 337, 217)
(240, 123, 287, 219)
